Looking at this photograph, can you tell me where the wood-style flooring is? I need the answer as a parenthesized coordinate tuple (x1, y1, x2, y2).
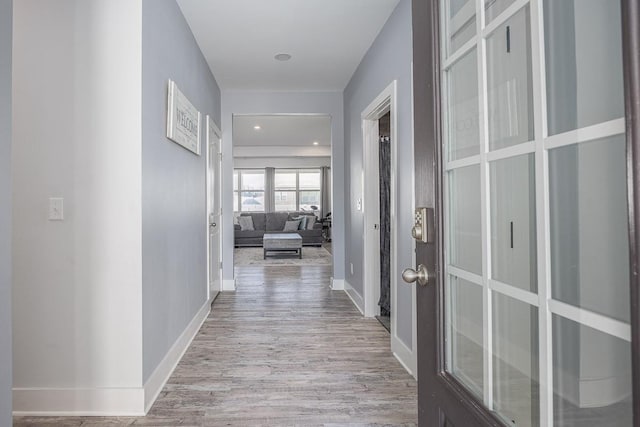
(14, 265, 418, 426)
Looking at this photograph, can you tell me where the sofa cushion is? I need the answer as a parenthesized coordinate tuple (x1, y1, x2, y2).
(241, 213, 266, 231)
(238, 215, 254, 231)
(283, 220, 301, 231)
(290, 215, 307, 230)
(266, 212, 289, 231)
(306, 215, 317, 230)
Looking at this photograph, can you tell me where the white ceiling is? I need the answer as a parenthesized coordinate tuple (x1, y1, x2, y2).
(234, 114, 330, 143)
(233, 115, 331, 157)
(176, 0, 401, 91)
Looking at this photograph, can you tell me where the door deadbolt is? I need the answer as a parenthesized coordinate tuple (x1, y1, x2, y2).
(402, 264, 430, 286)
(413, 207, 434, 243)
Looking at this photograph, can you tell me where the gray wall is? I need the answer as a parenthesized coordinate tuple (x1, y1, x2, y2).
(142, 0, 222, 382)
(343, 0, 414, 347)
(0, 0, 12, 422)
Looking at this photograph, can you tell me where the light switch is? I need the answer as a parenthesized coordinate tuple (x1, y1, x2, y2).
(49, 197, 64, 221)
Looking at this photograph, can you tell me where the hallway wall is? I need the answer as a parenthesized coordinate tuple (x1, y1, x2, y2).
(141, 0, 222, 384)
(221, 91, 345, 283)
(343, 0, 414, 349)
(12, 0, 144, 413)
(0, 0, 12, 423)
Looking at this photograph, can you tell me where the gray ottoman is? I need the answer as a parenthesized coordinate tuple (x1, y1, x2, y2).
(263, 233, 303, 259)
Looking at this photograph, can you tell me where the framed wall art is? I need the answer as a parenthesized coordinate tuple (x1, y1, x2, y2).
(167, 79, 201, 155)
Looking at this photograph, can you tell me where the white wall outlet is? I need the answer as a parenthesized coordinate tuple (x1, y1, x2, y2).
(350, 263, 354, 275)
(356, 198, 362, 211)
(48, 197, 64, 221)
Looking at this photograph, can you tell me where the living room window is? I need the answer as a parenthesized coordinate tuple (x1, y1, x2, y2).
(275, 169, 321, 213)
(234, 169, 265, 212)
(274, 170, 297, 211)
(233, 168, 322, 213)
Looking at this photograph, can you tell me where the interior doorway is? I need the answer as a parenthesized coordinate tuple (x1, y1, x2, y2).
(231, 114, 334, 278)
(362, 81, 415, 373)
(206, 117, 222, 301)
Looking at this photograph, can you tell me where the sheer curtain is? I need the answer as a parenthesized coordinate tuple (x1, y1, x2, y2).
(264, 167, 275, 213)
(320, 166, 331, 218)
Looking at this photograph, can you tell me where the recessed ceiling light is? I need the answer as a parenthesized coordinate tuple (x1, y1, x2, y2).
(274, 53, 292, 62)
(253, 125, 261, 130)
(313, 141, 319, 146)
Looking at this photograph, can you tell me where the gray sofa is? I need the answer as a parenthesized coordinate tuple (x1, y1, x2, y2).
(234, 212, 323, 247)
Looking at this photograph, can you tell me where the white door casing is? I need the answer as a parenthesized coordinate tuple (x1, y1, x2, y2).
(362, 80, 417, 377)
(207, 116, 222, 300)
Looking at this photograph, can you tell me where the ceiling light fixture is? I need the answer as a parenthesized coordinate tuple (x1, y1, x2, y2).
(274, 53, 292, 62)
(253, 125, 261, 130)
(313, 141, 319, 146)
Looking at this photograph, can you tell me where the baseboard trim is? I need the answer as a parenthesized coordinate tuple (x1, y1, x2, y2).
(222, 279, 236, 291)
(13, 298, 212, 417)
(331, 277, 345, 290)
(143, 298, 212, 413)
(13, 387, 145, 416)
(392, 336, 416, 379)
(344, 280, 364, 315)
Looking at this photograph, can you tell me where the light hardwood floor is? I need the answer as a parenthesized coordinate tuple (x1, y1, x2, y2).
(14, 265, 417, 426)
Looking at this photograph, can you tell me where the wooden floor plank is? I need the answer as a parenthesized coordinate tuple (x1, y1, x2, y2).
(14, 265, 417, 426)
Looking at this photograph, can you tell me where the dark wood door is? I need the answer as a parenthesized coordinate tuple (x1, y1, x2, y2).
(412, 1, 503, 424)
(411, 0, 640, 426)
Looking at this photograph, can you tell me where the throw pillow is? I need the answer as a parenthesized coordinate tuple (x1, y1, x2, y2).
(283, 220, 301, 232)
(238, 215, 255, 231)
(291, 215, 308, 230)
(306, 215, 316, 230)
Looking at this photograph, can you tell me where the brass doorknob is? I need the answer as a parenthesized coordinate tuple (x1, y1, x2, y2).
(402, 264, 430, 286)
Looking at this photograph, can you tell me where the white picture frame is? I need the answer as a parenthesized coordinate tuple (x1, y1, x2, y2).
(167, 79, 201, 155)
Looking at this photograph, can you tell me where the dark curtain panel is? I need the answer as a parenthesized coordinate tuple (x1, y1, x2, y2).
(378, 135, 391, 316)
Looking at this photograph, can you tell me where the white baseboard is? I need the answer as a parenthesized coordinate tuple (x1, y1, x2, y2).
(13, 387, 145, 416)
(392, 336, 417, 379)
(331, 277, 345, 290)
(143, 298, 212, 413)
(14, 298, 212, 417)
(344, 280, 364, 315)
(222, 279, 236, 291)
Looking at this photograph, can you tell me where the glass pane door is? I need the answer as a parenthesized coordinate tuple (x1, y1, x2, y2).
(441, 0, 631, 425)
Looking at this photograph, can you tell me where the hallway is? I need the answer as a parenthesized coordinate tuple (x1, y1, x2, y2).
(14, 265, 417, 426)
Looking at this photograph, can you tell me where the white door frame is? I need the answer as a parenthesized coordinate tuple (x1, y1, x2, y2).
(206, 116, 223, 301)
(361, 81, 398, 319)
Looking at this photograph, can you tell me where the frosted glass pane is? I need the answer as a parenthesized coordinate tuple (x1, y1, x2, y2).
(448, 49, 480, 161)
(448, 276, 483, 398)
(485, 0, 516, 24)
(447, 0, 476, 55)
(553, 316, 632, 426)
(544, 0, 624, 135)
(490, 154, 537, 292)
(486, 6, 534, 150)
(549, 136, 630, 322)
(493, 293, 539, 427)
(449, 165, 482, 275)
